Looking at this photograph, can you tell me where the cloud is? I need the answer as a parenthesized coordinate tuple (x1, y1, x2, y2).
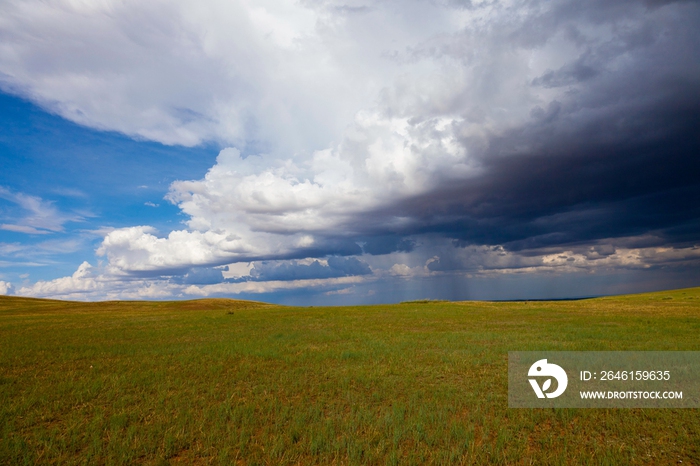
(0, 281, 14, 295)
(0, 0, 417, 149)
(18, 261, 99, 299)
(324, 287, 355, 296)
(388, 263, 426, 278)
(176, 267, 226, 285)
(0, 225, 51, 235)
(0, 187, 83, 235)
(96, 121, 470, 272)
(184, 275, 370, 298)
(0, 238, 84, 257)
(249, 256, 372, 281)
(425, 243, 700, 275)
(16, 260, 183, 300)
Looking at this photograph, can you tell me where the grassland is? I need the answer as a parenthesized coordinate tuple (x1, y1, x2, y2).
(1, 288, 699, 465)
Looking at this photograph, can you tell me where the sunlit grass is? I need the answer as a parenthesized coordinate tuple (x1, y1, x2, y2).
(1, 289, 699, 464)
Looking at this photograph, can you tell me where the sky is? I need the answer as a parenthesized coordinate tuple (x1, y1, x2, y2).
(0, 0, 699, 304)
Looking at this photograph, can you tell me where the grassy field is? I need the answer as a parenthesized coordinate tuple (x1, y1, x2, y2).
(1, 288, 699, 465)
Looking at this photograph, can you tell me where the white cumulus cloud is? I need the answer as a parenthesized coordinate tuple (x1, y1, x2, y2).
(0, 281, 14, 295)
(18, 261, 99, 299)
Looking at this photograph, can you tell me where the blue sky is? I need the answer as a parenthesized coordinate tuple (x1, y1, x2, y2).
(0, 91, 217, 281)
(1, 0, 699, 303)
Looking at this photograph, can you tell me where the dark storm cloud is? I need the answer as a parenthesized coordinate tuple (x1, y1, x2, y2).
(359, 236, 416, 255)
(368, 99, 700, 252)
(341, 0, 700, 255)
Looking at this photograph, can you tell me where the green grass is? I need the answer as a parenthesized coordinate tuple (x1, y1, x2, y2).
(1, 288, 699, 465)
